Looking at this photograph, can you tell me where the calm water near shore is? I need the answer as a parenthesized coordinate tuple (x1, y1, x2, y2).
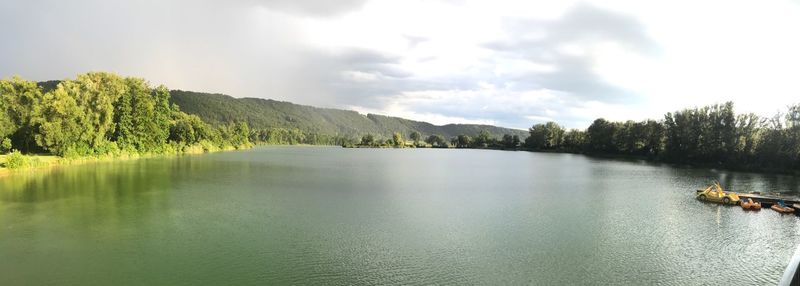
(2, 146, 800, 285)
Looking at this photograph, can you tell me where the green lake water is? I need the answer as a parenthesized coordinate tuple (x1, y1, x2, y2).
(2, 146, 800, 285)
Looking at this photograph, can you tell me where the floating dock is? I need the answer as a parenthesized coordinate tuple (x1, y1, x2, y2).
(695, 187, 800, 285)
(695, 189, 800, 207)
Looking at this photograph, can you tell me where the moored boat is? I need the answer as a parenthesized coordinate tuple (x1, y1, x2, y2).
(741, 198, 761, 210)
(696, 182, 739, 205)
(772, 200, 795, 214)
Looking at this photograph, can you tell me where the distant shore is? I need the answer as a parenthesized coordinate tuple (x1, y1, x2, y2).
(342, 144, 800, 176)
(4, 142, 799, 179)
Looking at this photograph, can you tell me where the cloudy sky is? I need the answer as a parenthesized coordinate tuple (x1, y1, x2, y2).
(2, 0, 800, 129)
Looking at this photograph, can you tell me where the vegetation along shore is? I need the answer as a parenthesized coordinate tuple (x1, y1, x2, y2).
(0, 72, 253, 173)
(4, 72, 800, 176)
(351, 103, 800, 175)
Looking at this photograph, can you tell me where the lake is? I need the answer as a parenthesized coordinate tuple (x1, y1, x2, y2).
(2, 146, 800, 285)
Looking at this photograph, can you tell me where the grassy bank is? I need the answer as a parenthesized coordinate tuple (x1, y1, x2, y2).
(0, 153, 60, 177)
(0, 143, 252, 178)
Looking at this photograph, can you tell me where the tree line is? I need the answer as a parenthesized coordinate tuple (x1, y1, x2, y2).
(0, 73, 252, 158)
(351, 100, 800, 173)
(7, 73, 798, 173)
(356, 130, 521, 149)
(249, 127, 353, 146)
(523, 101, 800, 172)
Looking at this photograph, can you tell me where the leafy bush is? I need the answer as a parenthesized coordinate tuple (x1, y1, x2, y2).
(199, 140, 219, 152)
(62, 146, 82, 159)
(1, 138, 11, 153)
(4, 150, 27, 169)
(93, 141, 120, 156)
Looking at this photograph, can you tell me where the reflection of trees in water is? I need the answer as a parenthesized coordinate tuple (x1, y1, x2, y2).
(0, 159, 177, 232)
(675, 167, 800, 194)
(0, 160, 170, 203)
(588, 158, 800, 195)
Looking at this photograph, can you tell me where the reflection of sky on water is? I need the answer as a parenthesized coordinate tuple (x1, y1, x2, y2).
(2, 147, 800, 285)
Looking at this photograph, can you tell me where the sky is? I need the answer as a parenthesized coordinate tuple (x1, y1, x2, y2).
(1, 0, 800, 129)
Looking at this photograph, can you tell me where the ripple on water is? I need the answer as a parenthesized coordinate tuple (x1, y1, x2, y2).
(3, 147, 800, 285)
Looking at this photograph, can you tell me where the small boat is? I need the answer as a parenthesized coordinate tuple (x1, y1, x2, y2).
(741, 198, 761, 210)
(772, 200, 795, 214)
(696, 182, 740, 205)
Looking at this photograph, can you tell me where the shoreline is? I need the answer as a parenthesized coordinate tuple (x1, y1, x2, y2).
(5, 144, 798, 179)
(0, 153, 166, 179)
(342, 145, 800, 177)
(0, 145, 252, 179)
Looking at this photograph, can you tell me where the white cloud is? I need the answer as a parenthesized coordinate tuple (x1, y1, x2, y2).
(2, 0, 800, 129)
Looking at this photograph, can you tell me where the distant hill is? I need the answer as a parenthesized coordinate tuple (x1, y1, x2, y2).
(169, 90, 527, 140)
(35, 81, 526, 140)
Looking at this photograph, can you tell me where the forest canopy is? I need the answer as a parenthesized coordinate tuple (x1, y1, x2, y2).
(0, 72, 251, 158)
(6, 72, 800, 174)
(523, 102, 800, 172)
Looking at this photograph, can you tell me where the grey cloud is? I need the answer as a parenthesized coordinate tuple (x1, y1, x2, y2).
(293, 47, 483, 107)
(0, 0, 658, 130)
(305, 4, 658, 127)
(542, 4, 658, 54)
(0, 0, 326, 107)
(336, 49, 412, 78)
(485, 3, 657, 103)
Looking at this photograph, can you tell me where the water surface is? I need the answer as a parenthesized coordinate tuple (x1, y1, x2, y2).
(2, 146, 800, 285)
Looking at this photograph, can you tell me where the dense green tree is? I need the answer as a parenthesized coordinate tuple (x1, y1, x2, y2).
(562, 129, 586, 152)
(392, 132, 404, 147)
(0, 77, 43, 152)
(586, 119, 616, 153)
(79, 73, 127, 148)
(34, 85, 86, 155)
(113, 79, 134, 149)
(219, 122, 251, 148)
(38, 73, 127, 155)
(0, 88, 15, 141)
(169, 112, 199, 144)
(517, 102, 800, 172)
(473, 130, 492, 147)
(2, 72, 253, 157)
(613, 121, 637, 153)
(361, 134, 375, 146)
(410, 131, 421, 146)
(662, 102, 737, 162)
(756, 114, 787, 167)
(425, 134, 447, 147)
(500, 134, 520, 148)
(1, 137, 11, 153)
(526, 122, 564, 150)
(454, 135, 471, 148)
(785, 105, 800, 166)
(640, 120, 664, 156)
(501, 134, 514, 148)
(134, 82, 170, 151)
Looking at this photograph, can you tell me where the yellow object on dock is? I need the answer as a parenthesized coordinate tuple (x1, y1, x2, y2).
(696, 182, 740, 205)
